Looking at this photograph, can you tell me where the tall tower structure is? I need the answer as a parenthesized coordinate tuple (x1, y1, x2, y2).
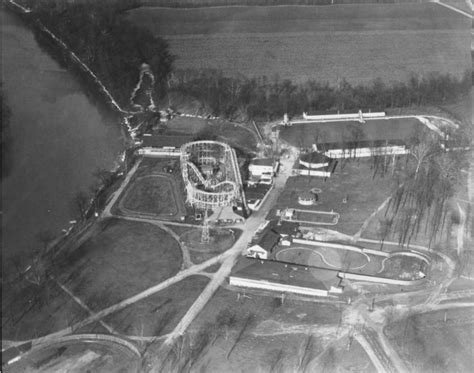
(201, 209, 210, 244)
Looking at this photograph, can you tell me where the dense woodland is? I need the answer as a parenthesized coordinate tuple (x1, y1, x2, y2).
(386, 138, 467, 248)
(1, 85, 12, 180)
(139, 0, 432, 7)
(25, 0, 172, 108)
(169, 69, 472, 121)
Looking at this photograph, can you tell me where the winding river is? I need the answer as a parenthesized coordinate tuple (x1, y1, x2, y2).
(1, 9, 124, 274)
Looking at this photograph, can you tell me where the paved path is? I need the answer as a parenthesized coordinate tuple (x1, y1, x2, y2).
(431, 0, 473, 18)
(162, 153, 296, 347)
(102, 159, 142, 218)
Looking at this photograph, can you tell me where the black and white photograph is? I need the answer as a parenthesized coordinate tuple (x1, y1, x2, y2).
(1, 0, 472, 371)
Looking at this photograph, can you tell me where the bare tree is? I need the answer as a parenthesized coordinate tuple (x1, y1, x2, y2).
(71, 190, 90, 221)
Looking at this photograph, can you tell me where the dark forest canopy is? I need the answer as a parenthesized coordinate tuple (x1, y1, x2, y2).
(17, 0, 471, 121)
(1, 84, 12, 179)
(169, 69, 472, 121)
(28, 0, 173, 108)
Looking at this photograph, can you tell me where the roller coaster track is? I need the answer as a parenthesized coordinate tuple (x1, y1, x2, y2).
(184, 160, 208, 186)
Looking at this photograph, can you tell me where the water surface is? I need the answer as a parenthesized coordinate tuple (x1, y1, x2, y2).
(1, 9, 124, 273)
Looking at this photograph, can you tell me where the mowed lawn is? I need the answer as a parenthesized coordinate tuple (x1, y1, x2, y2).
(268, 159, 393, 235)
(120, 175, 182, 217)
(59, 219, 182, 311)
(126, 3, 470, 84)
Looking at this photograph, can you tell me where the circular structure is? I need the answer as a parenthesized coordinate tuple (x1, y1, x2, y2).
(299, 151, 331, 169)
(298, 192, 317, 206)
(181, 141, 243, 210)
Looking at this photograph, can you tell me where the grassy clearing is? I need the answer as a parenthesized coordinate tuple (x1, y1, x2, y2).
(191, 287, 342, 335)
(154, 116, 258, 152)
(1, 280, 88, 340)
(279, 117, 424, 148)
(113, 157, 189, 220)
(58, 218, 182, 311)
(384, 307, 474, 372)
(120, 175, 183, 218)
(186, 286, 343, 370)
(269, 159, 393, 235)
(177, 227, 240, 264)
(127, 4, 470, 84)
(103, 275, 209, 336)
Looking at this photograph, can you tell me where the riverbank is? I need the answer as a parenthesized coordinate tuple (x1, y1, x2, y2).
(1, 7, 126, 278)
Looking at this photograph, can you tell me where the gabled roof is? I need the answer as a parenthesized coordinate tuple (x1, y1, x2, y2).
(268, 220, 300, 236)
(253, 229, 281, 251)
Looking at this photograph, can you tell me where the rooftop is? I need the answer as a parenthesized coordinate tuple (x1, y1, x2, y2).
(300, 152, 332, 164)
(250, 158, 275, 167)
(268, 220, 300, 236)
(252, 229, 281, 251)
(231, 257, 339, 291)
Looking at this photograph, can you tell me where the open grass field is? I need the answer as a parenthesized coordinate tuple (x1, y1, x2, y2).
(177, 227, 239, 264)
(57, 218, 182, 311)
(163, 116, 258, 152)
(103, 275, 209, 336)
(1, 280, 88, 340)
(113, 157, 189, 221)
(127, 3, 470, 84)
(279, 117, 425, 148)
(269, 159, 393, 235)
(384, 307, 474, 372)
(119, 175, 185, 219)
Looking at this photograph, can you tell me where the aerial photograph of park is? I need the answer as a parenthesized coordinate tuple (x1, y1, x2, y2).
(1, 0, 472, 372)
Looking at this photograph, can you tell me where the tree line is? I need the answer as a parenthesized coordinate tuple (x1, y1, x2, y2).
(1, 84, 12, 180)
(25, 0, 173, 108)
(169, 69, 471, 121)
(139, 0, 427, 7)
(382, 133, 467, 248)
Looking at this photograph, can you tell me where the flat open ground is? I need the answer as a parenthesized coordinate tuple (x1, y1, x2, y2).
(279, 117, 425, 148)
(175, 227, 240, 264)
(269, 159, 393, 235)
(384, 307, 474, 372)
(2, 280, 88, 340)
(103, 275, 209, 337)
(162, 116, 258, 152)
(57, 219, 182, 311)
(184, 286, 375, 371)
(127, 3, 470, 84)
(119, 175, 184, 219)
(113, 157, 188, 221)
(274, 244, 426, 279)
